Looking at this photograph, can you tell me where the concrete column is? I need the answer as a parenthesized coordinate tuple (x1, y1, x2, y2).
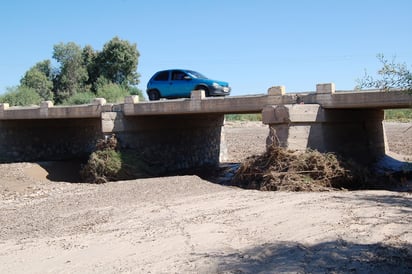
(219, 120, 228, 162)
(262, 104, 386, 163)
(109, 113, 225, 174)
(0, 118, 102, 162)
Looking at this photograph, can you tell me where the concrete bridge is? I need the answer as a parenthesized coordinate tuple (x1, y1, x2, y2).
(0, 83, 411, 173)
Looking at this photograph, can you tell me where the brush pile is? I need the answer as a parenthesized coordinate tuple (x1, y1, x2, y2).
(80, 135, 152, 183)
(232, 146, 360, 191)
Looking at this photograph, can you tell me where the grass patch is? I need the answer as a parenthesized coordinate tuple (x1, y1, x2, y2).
(385, 109, 412, 122)
(225, 113, 262, 121)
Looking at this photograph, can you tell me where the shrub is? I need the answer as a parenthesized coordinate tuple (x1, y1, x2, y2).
(0, 86, 42, 106)
(96, 81, 129, 103)
(82, 149, 122, 183)
(81, 135, 152, 183)
(385, 109, 412, 122)
(61, 91, 96, 105)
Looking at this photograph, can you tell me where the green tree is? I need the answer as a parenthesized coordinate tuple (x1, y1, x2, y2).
(97, 37, 140, 87)
(17, 37, 143, 105)
(53, 42, 89, 102)
(0, 86, 42, 106)
(20, 60, 54, 101)
(357, 54, 412, 91)
(82, 45, 99, 91)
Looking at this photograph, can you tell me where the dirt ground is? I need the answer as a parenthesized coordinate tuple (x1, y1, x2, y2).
(0, 121, 411, 273)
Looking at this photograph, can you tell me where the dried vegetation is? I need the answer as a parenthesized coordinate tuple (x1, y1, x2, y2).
(80, 135, 151, 183)
(231, 145, 402, 191)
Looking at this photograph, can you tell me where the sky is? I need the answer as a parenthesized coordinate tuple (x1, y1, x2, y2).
(1, 0, 411, 96)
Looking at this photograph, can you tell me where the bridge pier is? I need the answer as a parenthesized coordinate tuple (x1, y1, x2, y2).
(0, 118, 102, 162)
(0, 100, 104, 163)
(262, 104, 386, 163)
(102, 111, 225, 174)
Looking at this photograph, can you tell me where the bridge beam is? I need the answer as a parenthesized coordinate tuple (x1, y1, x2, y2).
(262, 104, 386, 163)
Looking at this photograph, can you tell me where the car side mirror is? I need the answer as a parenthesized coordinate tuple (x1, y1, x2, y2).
(183, 75, 191, 80)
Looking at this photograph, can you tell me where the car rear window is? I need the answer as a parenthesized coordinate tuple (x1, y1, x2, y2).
(154, 71, 169, 81)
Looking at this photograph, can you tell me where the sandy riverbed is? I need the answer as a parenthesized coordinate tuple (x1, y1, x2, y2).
(0, 121, 411, 273)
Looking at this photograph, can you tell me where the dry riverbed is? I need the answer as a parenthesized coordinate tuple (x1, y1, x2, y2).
(0, 121, 411, 273)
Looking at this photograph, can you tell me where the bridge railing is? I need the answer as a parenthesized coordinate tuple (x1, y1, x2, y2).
(0, 83, 411, 120)
(0, 98, 108, 120)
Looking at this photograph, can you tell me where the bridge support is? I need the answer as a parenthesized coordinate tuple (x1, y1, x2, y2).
(102, 111, 225, 174)
(0, 118, 102, 162)
(262, 104, 386, 163)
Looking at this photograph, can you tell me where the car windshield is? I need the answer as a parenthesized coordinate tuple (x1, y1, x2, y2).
(186, 70, 208, 79)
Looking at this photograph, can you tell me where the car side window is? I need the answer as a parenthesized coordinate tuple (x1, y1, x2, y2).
(154, 71, 169, 81)
(172, 70, 186, 80)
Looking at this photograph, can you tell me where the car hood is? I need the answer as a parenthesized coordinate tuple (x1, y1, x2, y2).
(209, 79, 230, 87)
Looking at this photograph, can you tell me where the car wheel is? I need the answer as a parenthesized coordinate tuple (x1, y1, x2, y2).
(148, 89, 160, 101)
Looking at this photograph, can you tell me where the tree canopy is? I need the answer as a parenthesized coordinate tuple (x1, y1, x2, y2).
(1, 36, 142, 106)
(20, 60, 54, 101)
(357, 54, 412, 91)
(53, 42, 89, 102)
(97, 37, 140, 87)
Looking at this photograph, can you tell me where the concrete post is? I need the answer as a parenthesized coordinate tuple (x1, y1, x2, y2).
(189, 90, 205, 112)
(40, 101, 53, 117)
(316, 83, 335, 94)
(92, 98, 107, 106)
(124, 95, 139, 114)
(268, 86, 286, 96)
(0, 103, 9, 110)
(191, 89, 206, 100)
(0, 103, 9, 119)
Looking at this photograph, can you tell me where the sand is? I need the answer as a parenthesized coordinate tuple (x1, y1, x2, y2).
(0, 121, 411, 273)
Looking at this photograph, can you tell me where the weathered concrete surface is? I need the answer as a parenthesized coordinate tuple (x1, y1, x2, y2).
(0, 118, 102, 162)
(102, 112, 226, 173)
(302, 89, 412, 109)
(123, 90, 297, 116)
(263, 104, 385, 163)
(0, 99, 105, 120)
(296, 83, 412, 109)
(121, 87, 412, 116)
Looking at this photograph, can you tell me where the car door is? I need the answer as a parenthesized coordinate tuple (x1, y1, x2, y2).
(151, 70, 172, 97)
(171, 70, 194, 97)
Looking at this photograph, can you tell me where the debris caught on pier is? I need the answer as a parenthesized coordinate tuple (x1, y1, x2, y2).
(231, 145, 379, 191)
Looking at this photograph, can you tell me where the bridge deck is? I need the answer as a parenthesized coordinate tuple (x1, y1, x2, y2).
(0, 87, 411, 119)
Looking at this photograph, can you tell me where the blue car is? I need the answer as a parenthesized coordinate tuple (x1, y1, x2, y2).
(146, 69, 231, 100)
